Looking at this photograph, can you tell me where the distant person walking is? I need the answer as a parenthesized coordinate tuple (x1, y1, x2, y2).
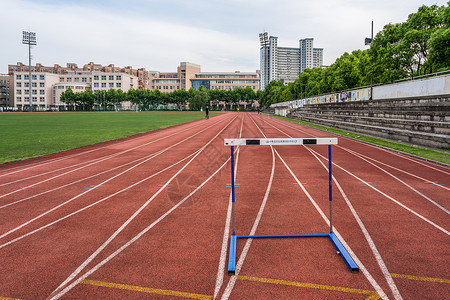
(205, 105, 209, 119)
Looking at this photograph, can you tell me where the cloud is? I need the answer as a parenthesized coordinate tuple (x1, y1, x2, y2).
(1, 0, 448, 74)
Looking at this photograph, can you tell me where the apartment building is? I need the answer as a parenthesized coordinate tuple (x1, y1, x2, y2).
(9, 62, 150, 89)
(191, 72, 260, 91)
(259, 32, 324, 89)
(13, 72, 60, 110)
(0, 74, 14, 108)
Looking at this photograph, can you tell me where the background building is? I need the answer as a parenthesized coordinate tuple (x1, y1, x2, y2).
(9, 62, 150, 89)
(259, 32, 324, 89)
(0, 74, 14, 109)
(191, 71, 259, 91)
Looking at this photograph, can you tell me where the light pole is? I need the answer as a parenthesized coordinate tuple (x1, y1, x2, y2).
(259, 32, 269, 90)
(365, 22, 373, 100)
(22, 30, 36, 112)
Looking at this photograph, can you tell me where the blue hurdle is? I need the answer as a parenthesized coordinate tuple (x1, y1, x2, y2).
(224, 138, 359, 275)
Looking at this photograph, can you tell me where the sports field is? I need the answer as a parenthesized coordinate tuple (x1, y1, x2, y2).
(0, 112, 448, 299)
(0, 112, 220, 164)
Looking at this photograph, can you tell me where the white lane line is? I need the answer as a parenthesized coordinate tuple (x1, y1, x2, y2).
(49, 115, 237, 298)
(0, 119, 205, 178)
(339, 146, 450, 214)
(0, 148, 197, 250)
(265, 116, 450, 222)
(220, 146, 275, 300)
(0, 120, 204, 189)
(213, 114, 245, 299)
(49, 145, 233, 300)
(252, 115, 393, 300)
(267, 115, 450, 175)
(0, 156, 149, 209)
(310, 147, 450, 235)
(0, 119, 221, 208)
(220, 114, 276, 299)
(272, 149, 390, 300)
(306, 148, 403, 300)
(339, 146, 450, 192)
(0, 117, 226, 239)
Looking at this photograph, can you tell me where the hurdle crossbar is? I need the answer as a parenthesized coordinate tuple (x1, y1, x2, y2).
(225, 138, 359, 275)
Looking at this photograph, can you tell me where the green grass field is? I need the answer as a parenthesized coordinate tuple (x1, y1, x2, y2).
(0, 111, 220, 164)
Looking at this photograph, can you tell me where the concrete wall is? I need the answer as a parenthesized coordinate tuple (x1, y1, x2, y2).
(374, 75, 450, 99)
(271, 73, 450, 115)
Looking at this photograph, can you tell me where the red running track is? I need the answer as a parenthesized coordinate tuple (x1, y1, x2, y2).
(0, 112, 448, 300)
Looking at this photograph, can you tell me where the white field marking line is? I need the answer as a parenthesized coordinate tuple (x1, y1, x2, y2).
(0, 119, 222, 209)
(49, 114, 237, 298)
(0, 156, 148, 209)
(0, 147, 198, 250)
(250, 115, 390, 299)
(309, 147, 450, 236)
(267, 114, 450, 175)
(0, 121, 204, 188)
(265, 116, 450, 205)
(264, 115, 449, 232)
(220, 114, 276, 300)
(213, 113, 245, 299)
(48, 141, 234, 300)
(340, 146, 450, 215)
(273, 149, 390, 300)
(0, 117, 226, 240)
(339, 145, 450, 192)
(260, 117, 403, 299)
(306, 148, 403, 300)
(0, 119, 206, 178)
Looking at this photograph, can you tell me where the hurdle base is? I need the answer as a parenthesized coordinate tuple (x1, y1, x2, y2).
(227, 233, 359, 275)
(227, 234, 237, 275)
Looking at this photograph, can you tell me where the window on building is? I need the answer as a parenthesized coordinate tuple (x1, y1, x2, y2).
(16, 90, 22, 95)
(40, 97, 45, 102)
(17, 97, 22, 102)
(109, 83, 114, 88)
(32, 82, 37, 87)
(116, 83, 121, 88)
(94, 83, 99, 88)
(74, 78, 79, 82)
(101, 83, 106, 87)
(32, 75, 37, 80)
(40, 82, 45, 87)
(116, 75, 121, 80)
(109, 75, 114, 80)
(60, 78, 64, 82)
(67, 78, 72, 82)
(58, 86, 64, 89)
(101, 75, 106, 80)
(16, 75, 22, 80)
(40, 75, 45, 80)
(25, 90, 29, 95)
(32, 90, 37, 95)
(94, 75, 99, 80)
(40, 90, 45, 95)
(25, 97, 29, 101)
(32, 97, 37, 102)
(16, 82, 22, 87)
(82, 78, 87, 82)
(24, 75, 29, 80)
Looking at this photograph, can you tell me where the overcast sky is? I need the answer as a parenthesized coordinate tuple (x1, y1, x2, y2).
(0, 0, 447, 74)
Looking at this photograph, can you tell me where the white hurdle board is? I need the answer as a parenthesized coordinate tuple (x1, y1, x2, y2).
(224, 138, 338, 146)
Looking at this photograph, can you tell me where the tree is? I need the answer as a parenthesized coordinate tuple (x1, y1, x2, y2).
(189, 86, 209, 110)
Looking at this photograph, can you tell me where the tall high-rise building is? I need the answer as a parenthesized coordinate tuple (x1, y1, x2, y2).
(259, 32, 323, 90)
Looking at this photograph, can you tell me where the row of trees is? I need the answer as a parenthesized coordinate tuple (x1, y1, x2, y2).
(259, 3, 449, 106)
(59, 85, 260, 111)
